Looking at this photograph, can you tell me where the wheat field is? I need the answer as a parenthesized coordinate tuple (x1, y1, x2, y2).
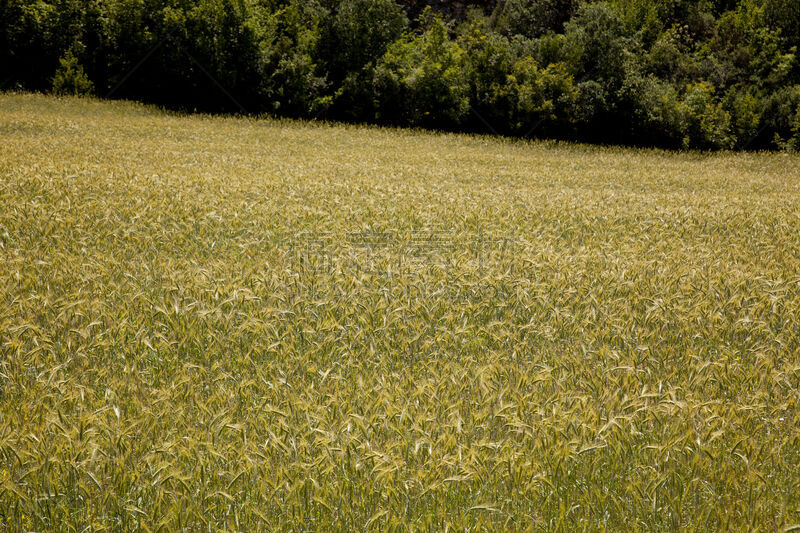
(1, 93, 800, 531)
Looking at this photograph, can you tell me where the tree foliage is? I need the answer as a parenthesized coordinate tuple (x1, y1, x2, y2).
(2, 0, 798, 149)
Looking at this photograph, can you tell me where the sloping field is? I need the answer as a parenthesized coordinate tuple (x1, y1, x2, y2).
(1, 93, 800, 531)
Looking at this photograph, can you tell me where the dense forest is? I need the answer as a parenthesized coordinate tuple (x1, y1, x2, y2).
(2, 0, 799, 149)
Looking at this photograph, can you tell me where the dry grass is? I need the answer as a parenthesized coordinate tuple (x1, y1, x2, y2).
(1, 92, 800, 531)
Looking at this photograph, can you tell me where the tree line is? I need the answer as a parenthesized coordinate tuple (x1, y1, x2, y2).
(2, 0, 799, 149)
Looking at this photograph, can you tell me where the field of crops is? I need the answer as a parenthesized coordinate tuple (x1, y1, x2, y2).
(1, 93, 800, 531)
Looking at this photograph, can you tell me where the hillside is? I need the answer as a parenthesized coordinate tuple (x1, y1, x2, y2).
(1, 94, 800, 530)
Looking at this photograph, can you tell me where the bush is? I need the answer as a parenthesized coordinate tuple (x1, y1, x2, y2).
(459, 22, 518, 132)
(699, 4, 795, 91)
(271, 50, 330, 116)
(373, 12, 469, 127)
(522, 32, 582, 72)
(564, 2, 630, 94)
(764, 0, 800, 57)
(322, 0, 407, 78)
(459, 19, 579, 137)
(3, 0, 85, 91)
(724, 88, 762, 148)
(251, 0, 330, 116)
(605, 0, 666, 46)
(52, 50, 94, 96)
(493, 0, 580, 39)
(508, 59, 578, 136)
(625, 75, 688, 147)
(791, 104, 800, 150)
(683, 82, 733, 148)
(319, 0, 408, 119)
(645, 26, 698, 85)
(574, 80, 606, 125)
(761, 85, 800, 149)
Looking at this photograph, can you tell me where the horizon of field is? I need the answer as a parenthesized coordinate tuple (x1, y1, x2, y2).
(1, 93, 800, 531)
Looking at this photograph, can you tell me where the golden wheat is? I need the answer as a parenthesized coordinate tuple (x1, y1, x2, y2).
(1, 93, 800, 531)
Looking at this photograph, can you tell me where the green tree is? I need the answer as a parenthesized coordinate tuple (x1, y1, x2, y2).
(459, 20, 518, 132)
(319, 0, 408, 119)
(249, 0, 330, 116)
(683, 82, 733, 148)
(374, 11, 469, 127)
(508, 59, 578, 136)
(493, 0, 580, 39)
(564, 2, 630, 93)
(52, 49, 94, 95)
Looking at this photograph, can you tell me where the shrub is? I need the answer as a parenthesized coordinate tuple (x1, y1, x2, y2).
(271, 49, 330, 116)
(493, 0, 580, 39)
(373, 12, 469, 127)
(508, 58, 578, 136)
(319, 0, 408, 119)
(459, 22, 517, 132)
(523, 32, 582, 72)
(791, 104, 800, 150)
(605, 0, 666, 46)
(761, 85, 800, 149)
(683, 82, 733, 148)
(574, 79, 606, 124)
(322, 0, 408, 77)
(645, 26, 698, 85)
(251, 0, 330, 116)
(52, 50, 94, 96)
(625, 75, 689, 147)
(564, 2, 630, 94)
(764, 0, 800, 57)
(724, 88, 762, 148)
